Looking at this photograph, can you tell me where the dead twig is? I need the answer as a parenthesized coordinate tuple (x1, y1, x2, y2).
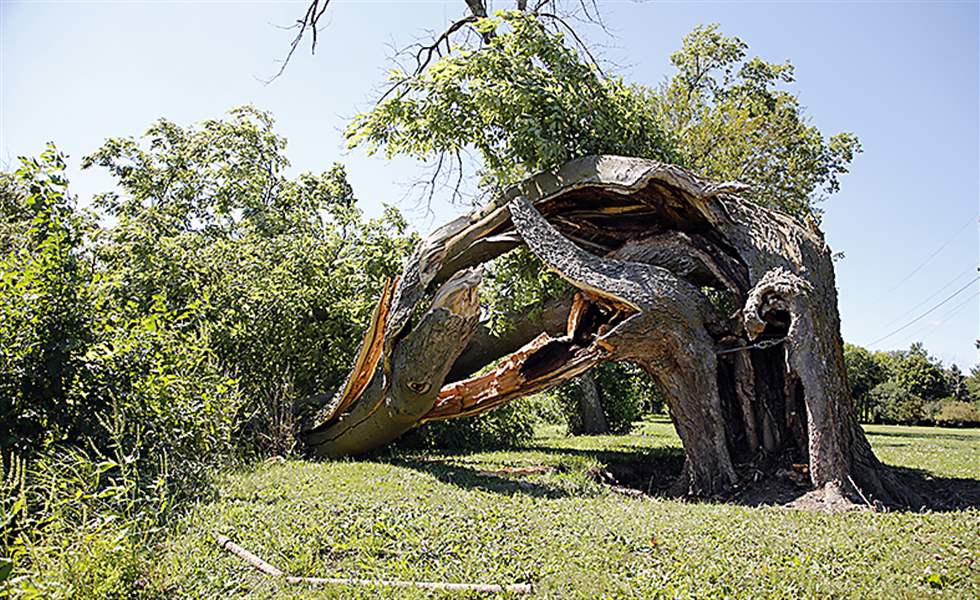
(846, 474, 875, 510)
(215, 534, 533, 594)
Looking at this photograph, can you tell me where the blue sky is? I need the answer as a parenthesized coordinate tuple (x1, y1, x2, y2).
(2, 1, 977, 368)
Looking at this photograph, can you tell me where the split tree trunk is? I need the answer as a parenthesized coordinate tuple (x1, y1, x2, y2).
(300, 155, 915, 507)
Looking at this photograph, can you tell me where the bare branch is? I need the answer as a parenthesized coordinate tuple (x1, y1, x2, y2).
(537, 12, 606, 77)
(266, 0, 332, 83)
(414, 16, 478, 78)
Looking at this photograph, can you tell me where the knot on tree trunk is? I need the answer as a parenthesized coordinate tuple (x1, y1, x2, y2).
(743, 267, 813, 339)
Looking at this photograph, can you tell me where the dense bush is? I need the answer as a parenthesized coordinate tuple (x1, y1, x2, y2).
(868, 380, 926, 425)
(82, 107, 417, 455)
(594, 362, 664, 432)
(932, 400, 980, 427)
(398, 396, 537, 452)
(0, 148, 96, 454)
(0, 111, 420, 597)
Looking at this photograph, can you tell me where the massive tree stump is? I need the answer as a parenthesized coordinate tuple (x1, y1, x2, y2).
(300, 156, 912, 507)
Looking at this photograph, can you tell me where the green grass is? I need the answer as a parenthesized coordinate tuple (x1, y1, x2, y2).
(147, 419, 979, 598)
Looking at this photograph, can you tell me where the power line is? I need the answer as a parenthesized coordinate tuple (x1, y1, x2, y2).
(877, 218, 976, 297)
(869, 275, 980, 346)
(893, 288, 980, 347)
(879, 265, 978, 329)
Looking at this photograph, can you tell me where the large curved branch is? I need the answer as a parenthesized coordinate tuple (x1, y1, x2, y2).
(302, 268, 482, 457)
(447, 293, 572, 382)
(298, 154, 914, 507)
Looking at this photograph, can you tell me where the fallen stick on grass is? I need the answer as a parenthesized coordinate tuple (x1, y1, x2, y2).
(215, 534, 533, 594)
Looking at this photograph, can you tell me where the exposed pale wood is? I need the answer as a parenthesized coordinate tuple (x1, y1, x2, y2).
(215, 535, 284, 577)
(425, 332, 605, 421)
(322, 277, 395, 424)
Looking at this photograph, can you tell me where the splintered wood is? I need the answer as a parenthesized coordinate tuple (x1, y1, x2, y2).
(324, 277, 395, 422)
(424, 332, 605, 421)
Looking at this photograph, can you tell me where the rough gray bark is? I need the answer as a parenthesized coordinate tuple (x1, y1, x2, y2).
(301, 268, 482, 457)
(300, 155, 913, 507)
(569, 373, 609, 435)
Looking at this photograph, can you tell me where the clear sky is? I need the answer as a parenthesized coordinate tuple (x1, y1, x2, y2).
(2, 0, 978, 368)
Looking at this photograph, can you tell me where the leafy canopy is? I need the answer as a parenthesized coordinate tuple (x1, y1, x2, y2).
(659, 24, 862, 219)
(347, 11, 676, 194)
(348, 13, 860, 221)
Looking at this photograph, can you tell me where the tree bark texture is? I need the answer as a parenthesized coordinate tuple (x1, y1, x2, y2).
(301, 156, 912, 506)
(568, 373, 610, 435)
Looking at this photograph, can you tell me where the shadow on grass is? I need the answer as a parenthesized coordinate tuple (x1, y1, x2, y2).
(865, 430, 979, 444)
(378, 456, 575, 499)
(378, 444, 686, 501)
(886, 465, 980, 512)
(377, 439, 980, 512)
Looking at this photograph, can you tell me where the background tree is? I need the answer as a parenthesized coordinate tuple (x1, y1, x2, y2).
(868, 380, 926, 425)
(844, 341, 977, 426)
(944, 363, 968, 401)
(81, 107, 419, 454)
(892, 343, 948, 403)
(657, 24, 861, 220)
(966, 365, 980, 401)
(843, 343, 888, 422)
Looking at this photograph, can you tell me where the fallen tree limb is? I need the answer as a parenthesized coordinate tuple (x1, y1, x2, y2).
(215, 534, 284, 577)
(215, 534, 533, 594)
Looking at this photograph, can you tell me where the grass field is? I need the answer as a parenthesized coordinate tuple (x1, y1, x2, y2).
(148, 419, 979, 598)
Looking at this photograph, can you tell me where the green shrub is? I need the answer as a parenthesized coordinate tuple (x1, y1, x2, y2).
(0, 146, 97, 454)
(556, 362, 663, 435)
(82, 108, 416, 456)
(2, 448, 175, 599)
(90, 299, 242, 485)
(932, 400, 980, 427)
(868, 380, 926, 425)
(595, 362, 663, 433)
(398, 396, 537, 452)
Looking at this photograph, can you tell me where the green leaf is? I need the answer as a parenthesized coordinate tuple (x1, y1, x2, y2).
(0, 557, 13, 584)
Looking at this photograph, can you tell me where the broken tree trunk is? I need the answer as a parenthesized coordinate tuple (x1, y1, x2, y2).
(300, 155, 915, 507)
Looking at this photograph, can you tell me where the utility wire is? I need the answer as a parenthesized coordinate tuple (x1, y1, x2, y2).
(879, 264, 978, 329)
(893, 289, 980, 347)
(878, 218, 975, 297)
(869, 275, 980, 346)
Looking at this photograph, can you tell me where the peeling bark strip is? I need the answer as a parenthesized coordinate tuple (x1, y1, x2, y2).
(301, 155, 914, 507)
(322, 277, 396, 424)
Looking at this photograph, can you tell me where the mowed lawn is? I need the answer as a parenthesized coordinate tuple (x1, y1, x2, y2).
(150, 419, 979, 598)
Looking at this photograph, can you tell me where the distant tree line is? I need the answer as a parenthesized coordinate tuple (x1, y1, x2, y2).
(844, 342, 980, 427)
